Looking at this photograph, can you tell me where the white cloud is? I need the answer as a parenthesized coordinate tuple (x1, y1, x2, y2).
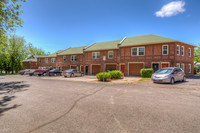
(155, 1, 186, 18)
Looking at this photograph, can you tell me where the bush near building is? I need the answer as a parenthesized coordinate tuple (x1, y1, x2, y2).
(140, 68, 154, 78)
(108, 70, 123, 79)
(96, 72, 111, 81)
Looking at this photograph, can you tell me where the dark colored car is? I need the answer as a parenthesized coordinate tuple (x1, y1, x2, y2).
(48, 69, 62, 76)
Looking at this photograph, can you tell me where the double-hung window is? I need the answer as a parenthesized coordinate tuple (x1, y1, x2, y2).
(63, 56, 66, 62)
(131, 47, 145, 56)
(189, 48, 191, 57)
(177, 45, 180, 55)
(51, 58, 56, 63)
(181, 46, 185, 56)
(39, 58, 41, 63)
(177, 63, 180, 68)
(71, 55, 77, 62)
(162, 45, 168, 55)
(92, 52, 100, 59)
(108, 51, 114, 59)
(181, 64, 185, 71)
(189, 64, 191, 73)
(45, 58, 49, 63)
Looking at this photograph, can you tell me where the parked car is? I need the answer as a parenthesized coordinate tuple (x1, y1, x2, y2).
(34, 67, 49, 76)
(48, 69, 62, 76)
(18, 70, 25, 75)
(62, 69, 83, 78)
(26, 69, 36, 76)
(151, 67, 186, 84)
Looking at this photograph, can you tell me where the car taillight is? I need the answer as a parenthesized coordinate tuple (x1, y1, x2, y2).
(38, 70, 41, 72)
(49, 71, 52, 73)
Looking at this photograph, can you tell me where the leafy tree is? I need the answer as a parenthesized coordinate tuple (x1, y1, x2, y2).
(194, 44, 200, 62)
(27, 43, 47, 58)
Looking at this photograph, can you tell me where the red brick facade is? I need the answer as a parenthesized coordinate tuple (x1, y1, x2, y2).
(36, 41, 195, 76)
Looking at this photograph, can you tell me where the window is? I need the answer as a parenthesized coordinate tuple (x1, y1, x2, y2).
(177, 63, 180, 68)
(189, 64, 191, 73)
(181, 64, 185, 71)
(177, 45, 180, 55)
(162, 45, 168, 55)
(51, 58, 56, 63)
(45, 58, 49, 63)
(71, 55, 77, 62)
(63, 56, 66, 62)
(189, 48, 191, 57)
(181, 46, 185, 56)
(131, 47, 145, 56)
(131, 48, 137, 56)
(39, 58, 41, 63)
(92, 52, 100, 59)
(108, 51, 114, 59)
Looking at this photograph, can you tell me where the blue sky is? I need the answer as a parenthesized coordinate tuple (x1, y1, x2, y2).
(16, 0, 200, 53)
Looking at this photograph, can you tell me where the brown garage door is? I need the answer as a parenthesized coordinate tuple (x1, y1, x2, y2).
(129, 63, 144, 76)
(92, 65, 101, 75)
(106, 64, 117, 71)
(70, 66, 77, 69)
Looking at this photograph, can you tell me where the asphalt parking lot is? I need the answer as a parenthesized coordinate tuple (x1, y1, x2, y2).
(0, 75, 200, 133)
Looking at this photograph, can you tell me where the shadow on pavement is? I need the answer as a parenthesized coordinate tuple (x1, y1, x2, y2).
(0, 81, 30, 116)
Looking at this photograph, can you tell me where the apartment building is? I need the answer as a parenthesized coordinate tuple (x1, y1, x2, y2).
(34, 34, 195, 76)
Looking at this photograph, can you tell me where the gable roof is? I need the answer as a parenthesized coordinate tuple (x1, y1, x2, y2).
(36, 50, 64, 58)
(84, 40, 121, 51)
(58, 46, 86, 55)
(120, 34, 177, 47)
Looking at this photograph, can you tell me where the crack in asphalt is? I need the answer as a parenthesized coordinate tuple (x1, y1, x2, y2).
(29, 85, 106, 133)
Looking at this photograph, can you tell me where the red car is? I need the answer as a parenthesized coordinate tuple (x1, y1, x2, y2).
(34, 67, 50, 76)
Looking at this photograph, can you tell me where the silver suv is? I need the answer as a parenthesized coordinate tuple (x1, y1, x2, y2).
(151, 67, 186, 84)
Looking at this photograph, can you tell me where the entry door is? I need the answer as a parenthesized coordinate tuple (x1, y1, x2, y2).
(80, 65, 84, 73)
(85, 66, 88, 75)
(120, 64, 125, 74)
(162, 63, 169, 68)
(152, 63, 159, 72)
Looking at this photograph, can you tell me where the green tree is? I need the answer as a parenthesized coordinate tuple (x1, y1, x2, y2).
(27, 43, 47, 58)
(194, 44, 200, 63)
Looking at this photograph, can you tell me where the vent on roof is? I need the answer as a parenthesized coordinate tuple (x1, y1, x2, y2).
(118, 37, 127, 47)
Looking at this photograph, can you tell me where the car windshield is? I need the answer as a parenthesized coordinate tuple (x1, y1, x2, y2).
(66, 69, 73, 72)
(156, 69, 173, 74)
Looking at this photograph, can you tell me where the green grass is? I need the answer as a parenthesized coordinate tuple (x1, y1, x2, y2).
(0, 73, 19, 76)
(139, 78, 152, 81)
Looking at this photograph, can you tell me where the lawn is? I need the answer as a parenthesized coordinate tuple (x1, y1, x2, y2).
(139, 78, 151, 81)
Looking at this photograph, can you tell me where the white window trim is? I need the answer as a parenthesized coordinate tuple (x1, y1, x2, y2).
(189, 64, 191, 73)
(108, 51, 114, 59)
(177, 45, 180, 56)
(63, 56, 66, 62)
(181, 46, 185, 56)
(189, 48, 191, 57)
(71, 55, 77, 62)
(51, 58, 56, 63)
(92, 52, 100, 59)
(162, 45, 168, 55)
(131, 47, 145, 56)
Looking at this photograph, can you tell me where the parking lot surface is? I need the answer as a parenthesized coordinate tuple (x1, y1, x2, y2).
(0, 75, 200, 133)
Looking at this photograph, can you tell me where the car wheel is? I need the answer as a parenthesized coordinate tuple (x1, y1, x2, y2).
(182, 76, 186, 82)
(64, 76, 67, 78)
(170, 78, 175, 84)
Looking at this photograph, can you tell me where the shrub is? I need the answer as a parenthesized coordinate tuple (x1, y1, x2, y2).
(96, 72, 111, 81)
(109, 70, 123, 79)
(140, 68, 154, 78)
